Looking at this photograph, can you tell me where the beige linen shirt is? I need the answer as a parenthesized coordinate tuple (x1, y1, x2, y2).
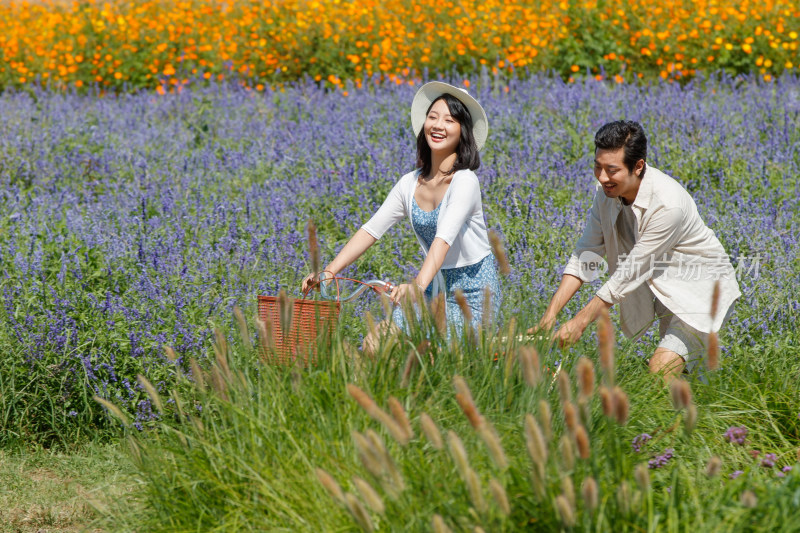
(564, 165, 741, 338)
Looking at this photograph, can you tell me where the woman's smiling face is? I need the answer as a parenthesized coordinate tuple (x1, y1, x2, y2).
(424, 98, 462, 155)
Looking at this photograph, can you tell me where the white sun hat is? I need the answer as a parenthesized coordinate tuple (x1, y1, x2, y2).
(410, 81, 489, 151)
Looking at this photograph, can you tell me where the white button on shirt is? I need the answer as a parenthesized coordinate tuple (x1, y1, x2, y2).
(564, 165, 741, 338)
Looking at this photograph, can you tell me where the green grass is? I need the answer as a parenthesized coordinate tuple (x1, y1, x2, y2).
(89, 308, 800, 532)
(0, 443, 136, 533)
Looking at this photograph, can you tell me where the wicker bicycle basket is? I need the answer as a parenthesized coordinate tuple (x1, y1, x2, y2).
(257, 295, 340, 366)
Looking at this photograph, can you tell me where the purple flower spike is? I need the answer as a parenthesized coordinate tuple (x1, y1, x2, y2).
(648, 448, 674, 469)
(729, 470, 744, 479)
(760, 453, 777, 468)
(724, 426, 748, 445)
(632, 433, 652, 453)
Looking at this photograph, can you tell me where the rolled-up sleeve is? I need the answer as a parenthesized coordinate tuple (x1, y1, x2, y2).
(596, 206, 683, 304)
(564, 191, 606, 281)
(435, 173, 480, 246)
(361, 179, 406, 240)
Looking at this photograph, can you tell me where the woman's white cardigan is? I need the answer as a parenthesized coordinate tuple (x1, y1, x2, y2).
(361, 169, 492, 295)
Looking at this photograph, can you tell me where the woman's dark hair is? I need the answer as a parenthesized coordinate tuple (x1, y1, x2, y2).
(416, 93, 480, 177)
(594, 120, 647, 178)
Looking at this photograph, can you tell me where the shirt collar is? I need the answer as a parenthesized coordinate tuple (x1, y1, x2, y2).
(632, 165, 653, 210)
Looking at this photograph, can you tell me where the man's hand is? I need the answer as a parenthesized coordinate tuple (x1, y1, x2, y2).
(528, 315, 556, 335)
(552, 319, 586, 347)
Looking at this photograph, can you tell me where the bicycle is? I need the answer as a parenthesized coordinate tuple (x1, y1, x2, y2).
(257, 272, 395, 365)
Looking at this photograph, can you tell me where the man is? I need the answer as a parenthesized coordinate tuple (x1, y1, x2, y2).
(537, 120, 741, 377)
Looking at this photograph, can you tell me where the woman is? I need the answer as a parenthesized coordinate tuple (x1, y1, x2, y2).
(302, 81, 501, 344)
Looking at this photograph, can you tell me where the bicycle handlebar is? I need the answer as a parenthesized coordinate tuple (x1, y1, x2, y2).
(307, 272, 396, 303)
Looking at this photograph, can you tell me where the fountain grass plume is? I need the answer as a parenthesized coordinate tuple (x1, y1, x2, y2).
(276, 289, 293, 337)
(709, 280, 721, 369)
(581, 477, 599, 513)
(555, 493, 576, 527)
(489, 478, 510, 516)
(447, 430, 470, 477)
(575, 425, 591, 460)
(163, 345, 178, 361)
(347, 384, 409, 445)
(256, 317, 276, 357)
(577, 357, 595, 400)
(454, 289, 473, 326)
(481, 286, 492, 332)
(705, 457, 722, 478)
(233, 305, 252, 350)
(137, 374, 164, 414)
(465, 467, 487, 513)
(456, 392, 484, 429)
(452, 375, 474, 405)
(524, 414, 548, 479)
(612, 386, 629, 425)
(93, 396, 130, 426)
(478, 421, 508, 470)
(316, 468, 345, 504)
(634, 463, 650, 492)
(489, 230, 511, 276)
(518, 345, 541, 386)
(741, 490, 758, 508)
(557, 371, 572, 406)
(388, 397, 414, 442)
(366, 429, 405, 495)
(344, 492, 374, 532)
(430, 293, 447, 337)
(708, 331, 720, 370)
(353, 476, 385, 515)
(538, 400, 552, 443)
(617, 481, 632, 515)
(561, 475, 576, 508)
(209, 365, 228, 400)
(670, 379, 692, 411)
(599, 386, 615, 419)
(685, 404, 698, 434)
(400, 340, 429, 388)
(559, 434, 575, 471)
(432, 514, 452, 533)
(420, 412, 443, 450)
(352, 431, 383, 480)
(563, 401, 578, 434)
(213, 328, 231, 380)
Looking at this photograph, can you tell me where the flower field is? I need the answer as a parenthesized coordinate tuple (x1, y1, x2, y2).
(1, 0, 799, 92)
(1, 72, 799, 529)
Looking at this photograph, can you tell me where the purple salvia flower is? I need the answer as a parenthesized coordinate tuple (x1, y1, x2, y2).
(632, 433, 652, 453)
(760, 453, 777, 468)
(729, 470, 744, 480)
(648, 448, 675, 469)
(724, 426, 748, 445)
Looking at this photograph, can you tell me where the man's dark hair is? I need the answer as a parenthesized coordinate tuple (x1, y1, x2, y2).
(416, 93, 480, 178)
(594, 120, 647, 178)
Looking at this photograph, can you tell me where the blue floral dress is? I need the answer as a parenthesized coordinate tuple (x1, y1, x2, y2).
(391, 196, 502, 338)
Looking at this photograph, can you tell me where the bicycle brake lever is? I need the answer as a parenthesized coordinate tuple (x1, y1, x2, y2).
(369, 280, 395, 294)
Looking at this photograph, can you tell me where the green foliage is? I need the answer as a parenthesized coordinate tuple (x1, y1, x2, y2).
(93, 307, 800, 531)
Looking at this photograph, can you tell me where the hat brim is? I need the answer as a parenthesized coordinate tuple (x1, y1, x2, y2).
(411, 81, 489, 151)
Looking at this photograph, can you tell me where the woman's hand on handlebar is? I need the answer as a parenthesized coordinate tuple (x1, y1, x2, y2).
(389, 283, 423, 305)
(302, 272, 319, 293)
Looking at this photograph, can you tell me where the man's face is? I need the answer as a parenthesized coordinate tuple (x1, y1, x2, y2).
(594, 147, 644, 204)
